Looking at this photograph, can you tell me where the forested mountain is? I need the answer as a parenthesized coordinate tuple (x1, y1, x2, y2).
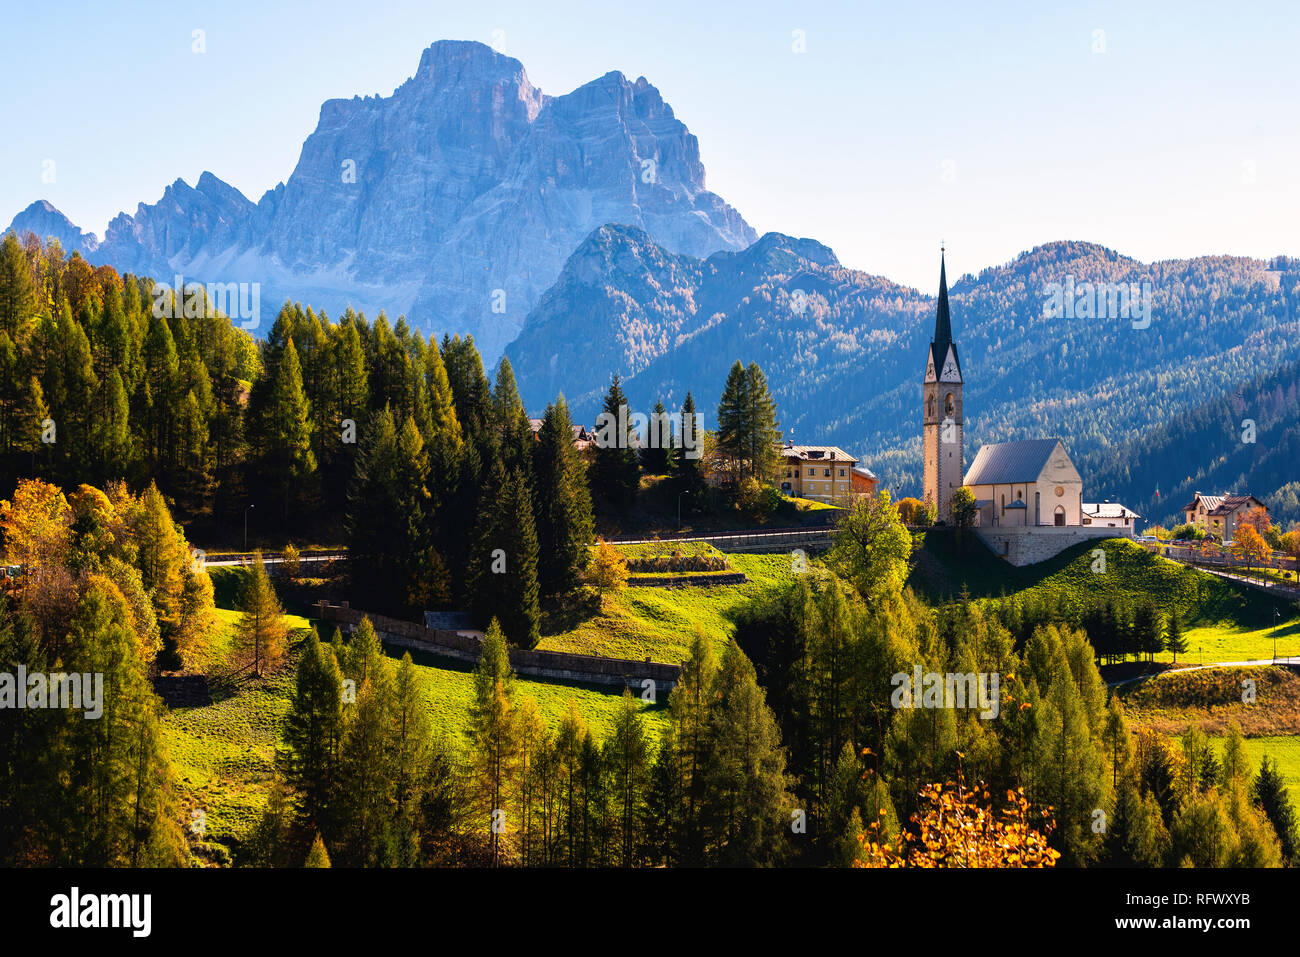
(5, 40, 753, 363)
(509, 229, 1299, 503)
(1080, 359, 1300, 529)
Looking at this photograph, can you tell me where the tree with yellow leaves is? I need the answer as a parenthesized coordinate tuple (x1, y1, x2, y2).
(587, 538, 629, 604)
(856, 774, 1060, 868)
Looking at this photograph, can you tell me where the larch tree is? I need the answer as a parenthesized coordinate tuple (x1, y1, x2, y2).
(469, 620, 521, 866)
(235, 552, 288, 677)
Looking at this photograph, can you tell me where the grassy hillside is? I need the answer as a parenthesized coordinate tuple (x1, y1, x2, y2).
(538, 551, 797, 663)
(908, 533, 1300, 662)
(1117, 665, 1300, 736)
(161, 606, 668, 855)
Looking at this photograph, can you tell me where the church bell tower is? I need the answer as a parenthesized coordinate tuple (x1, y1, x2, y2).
(923, 248, 964, 522)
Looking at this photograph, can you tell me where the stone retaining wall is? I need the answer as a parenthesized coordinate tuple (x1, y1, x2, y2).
(628, 572, 748, 588)
(975, 526, 1132, 567)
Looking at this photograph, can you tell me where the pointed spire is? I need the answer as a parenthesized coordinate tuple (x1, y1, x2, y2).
(933, 247, 952, 352)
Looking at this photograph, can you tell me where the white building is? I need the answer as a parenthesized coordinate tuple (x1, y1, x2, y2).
(1082, 501, 1142, 530)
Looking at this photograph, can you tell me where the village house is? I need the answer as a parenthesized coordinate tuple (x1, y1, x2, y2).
(1181, 492, 1268, 542)
(528, 418, 599, 452)
(851, 465, 879, 499)
(1082, 501, 1142, 530)
(780, 443, 857, 503)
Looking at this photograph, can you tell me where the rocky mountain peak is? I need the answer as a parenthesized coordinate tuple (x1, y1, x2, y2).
(5, 39, 753, 361)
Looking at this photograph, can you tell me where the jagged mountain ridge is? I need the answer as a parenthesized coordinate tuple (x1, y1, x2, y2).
(5, 40, 754, 362)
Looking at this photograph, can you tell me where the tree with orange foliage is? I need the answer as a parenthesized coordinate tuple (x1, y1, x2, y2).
(1234, 523, 1270, 572)
(0, 478, 78, 656)
(1280, 528, 1300, 582)
(856, 774, 1060, 869)
(1239, 506, 1271, 536)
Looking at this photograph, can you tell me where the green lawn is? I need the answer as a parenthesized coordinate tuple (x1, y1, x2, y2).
(613, 541, 728, 560)
(538, 552, 798, 664)
(1213, 735, 1300, 803)
(909, 534, 1300, 664)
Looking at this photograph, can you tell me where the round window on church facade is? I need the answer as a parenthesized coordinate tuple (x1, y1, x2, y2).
(1054, 486, 1064, 497)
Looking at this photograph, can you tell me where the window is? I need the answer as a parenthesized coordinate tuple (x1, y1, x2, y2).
(824, 469, 831, 477)
(839, 470, 845, 477)
(944, 392, 955, 416)
(808, 468, 814, 477)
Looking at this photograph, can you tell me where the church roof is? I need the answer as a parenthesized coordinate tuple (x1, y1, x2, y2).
(929, 251, 961, 374)
(963, 438, 1062, 486)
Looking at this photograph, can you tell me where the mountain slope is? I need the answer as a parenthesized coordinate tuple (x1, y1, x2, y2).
(510, 232, 1299, 502)
(1079, 358, 1300, 529)
(5, 40, 754, 362)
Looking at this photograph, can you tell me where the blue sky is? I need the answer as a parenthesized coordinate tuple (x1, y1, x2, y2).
(2, 0, 1296, 291)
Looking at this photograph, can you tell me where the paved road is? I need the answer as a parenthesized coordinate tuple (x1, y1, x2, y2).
(1179, 564, 1300, 601)
(610, 526, 835, 551)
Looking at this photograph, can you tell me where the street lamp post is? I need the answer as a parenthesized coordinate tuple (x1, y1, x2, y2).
(1274, 607, 1281, 663)
(244, 504, 254, 551)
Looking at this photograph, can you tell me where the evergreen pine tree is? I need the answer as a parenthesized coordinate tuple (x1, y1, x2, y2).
(1164, 610, 1187, 662)
(715, 361, 749, 486)
(640, 399, 671, 474)
(532, 397, 594, 597)
(284, 630, 345, 837)
(1254, 755, 1299, 864)
(467, 465, 541, 648)
(591, 375, 640, 510)
(261, 338, 317, 525)
(673, 390, 705, 504)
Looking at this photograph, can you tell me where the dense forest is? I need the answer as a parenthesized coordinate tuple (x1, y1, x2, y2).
(1080, 357, 1300, 528)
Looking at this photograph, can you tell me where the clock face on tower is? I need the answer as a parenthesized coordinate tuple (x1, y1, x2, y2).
(941, 354, 959, 382)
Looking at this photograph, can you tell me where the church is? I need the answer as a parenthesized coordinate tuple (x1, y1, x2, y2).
(921, 251, 1136, 565)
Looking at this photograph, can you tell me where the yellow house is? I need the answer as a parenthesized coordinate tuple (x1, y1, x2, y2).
(1181, 492, 1267, 542)
(780, 443, 856, 503)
